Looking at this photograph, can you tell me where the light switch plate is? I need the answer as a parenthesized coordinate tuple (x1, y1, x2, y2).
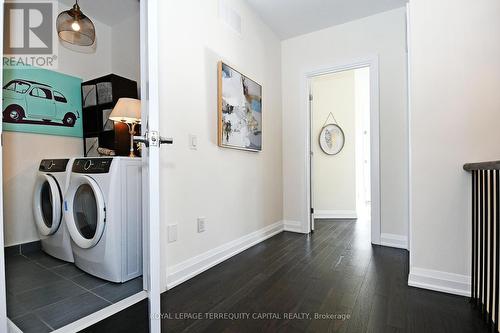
(189, 134, 198, 150)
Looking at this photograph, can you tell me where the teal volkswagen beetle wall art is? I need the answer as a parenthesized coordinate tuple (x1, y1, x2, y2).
(2, 66, 83, 138)
(3, 80, 80, 126)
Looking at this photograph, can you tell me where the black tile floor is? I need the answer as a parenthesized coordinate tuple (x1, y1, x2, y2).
(5, 250, 143, 332)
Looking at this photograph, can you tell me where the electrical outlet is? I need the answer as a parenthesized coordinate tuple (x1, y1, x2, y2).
(167, 224, 178, 243)
(197, 217, 206, 233)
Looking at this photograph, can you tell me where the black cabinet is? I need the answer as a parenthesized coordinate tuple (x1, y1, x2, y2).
(81, 74, 139, 156)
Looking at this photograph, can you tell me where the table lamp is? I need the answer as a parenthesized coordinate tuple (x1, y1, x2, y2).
(109, 98, 141, 157)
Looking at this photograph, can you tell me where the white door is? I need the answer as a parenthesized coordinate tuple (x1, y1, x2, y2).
(138, 0, 172, 332)
(309, 89, 315, 232)
(0, 0, 8, 331)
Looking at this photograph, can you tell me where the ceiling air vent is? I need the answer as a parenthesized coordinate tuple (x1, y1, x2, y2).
(218, 0, 242, 35)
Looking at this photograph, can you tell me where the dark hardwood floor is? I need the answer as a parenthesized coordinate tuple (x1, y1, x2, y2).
(161, 220, 488, 333)
(85, 220, 488, 332)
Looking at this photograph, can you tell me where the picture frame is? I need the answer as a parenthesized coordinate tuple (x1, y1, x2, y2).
(102, 108, 114, 131)
(84, 137, 99, 157)
(217, 61, 262, 152)
(2, 66, 83, 138)
(82, 84, 97, 107)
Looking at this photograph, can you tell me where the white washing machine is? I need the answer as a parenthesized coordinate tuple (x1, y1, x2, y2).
(63, 157, 143, 283)
(33, 158, 75, 262)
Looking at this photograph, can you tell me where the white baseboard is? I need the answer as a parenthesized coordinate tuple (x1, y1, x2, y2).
(283, 220, 303, 233)
(314, 210, 357, 219)
(380, 233, 408, 249)
(408, 267, 471, 297)
(166, 221, 284, 289)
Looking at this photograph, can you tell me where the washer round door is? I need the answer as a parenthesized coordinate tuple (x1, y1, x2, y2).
(33, 173, 63, 236)
(64, 175, 106, 249)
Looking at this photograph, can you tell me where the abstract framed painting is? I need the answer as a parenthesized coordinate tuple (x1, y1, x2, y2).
(218, 61, 262, 152)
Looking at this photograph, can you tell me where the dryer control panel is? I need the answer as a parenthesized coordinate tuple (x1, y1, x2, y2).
(39, 159, 69, 172)
(73, 158, 113, 174)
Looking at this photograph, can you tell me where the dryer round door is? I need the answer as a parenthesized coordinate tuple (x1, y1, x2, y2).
(65, 175, 106, 249)
(33, 173, 63, 236)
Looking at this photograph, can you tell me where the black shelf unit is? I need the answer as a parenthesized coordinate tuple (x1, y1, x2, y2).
(81, 74, 138, 156)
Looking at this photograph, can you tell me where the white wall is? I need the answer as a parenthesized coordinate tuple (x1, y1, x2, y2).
(158, 0, 283, 290)
(111, 12, 141, 83)
(57, 20, 113, 80)
(3, 17, 113, 246)
(408, 0, 500, 294)
(281, 7, 408, 237)
(311, 71, 356, 215)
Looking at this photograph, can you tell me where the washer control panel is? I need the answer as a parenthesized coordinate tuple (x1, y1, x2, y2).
(72, 158, 113, 174)
(39, 159, 69, 172)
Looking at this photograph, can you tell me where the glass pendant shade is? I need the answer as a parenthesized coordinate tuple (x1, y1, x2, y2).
(57, 1, 95, 46)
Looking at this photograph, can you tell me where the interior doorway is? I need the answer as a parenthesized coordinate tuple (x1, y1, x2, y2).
(306, 57, 380, 244)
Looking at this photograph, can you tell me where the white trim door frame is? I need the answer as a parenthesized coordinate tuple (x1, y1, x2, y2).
(305, 55, 381, 245)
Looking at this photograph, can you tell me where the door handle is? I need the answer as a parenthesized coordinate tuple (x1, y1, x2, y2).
(159, 137, 173, 145)
(133, 131, 173, 147)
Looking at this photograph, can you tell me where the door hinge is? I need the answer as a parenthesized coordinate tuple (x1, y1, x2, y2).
(311, 207, 314, 214)
(309, 94, 313, 101)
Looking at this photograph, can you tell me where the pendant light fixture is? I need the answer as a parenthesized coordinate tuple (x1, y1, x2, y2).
(56, 0, 95, 46)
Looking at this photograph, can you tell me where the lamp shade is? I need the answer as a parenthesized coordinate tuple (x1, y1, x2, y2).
(56, 1, 96, 46)
(109, 98, 141, 123)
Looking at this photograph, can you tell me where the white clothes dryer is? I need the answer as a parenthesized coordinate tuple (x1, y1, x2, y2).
(63, 157, 142, 283)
